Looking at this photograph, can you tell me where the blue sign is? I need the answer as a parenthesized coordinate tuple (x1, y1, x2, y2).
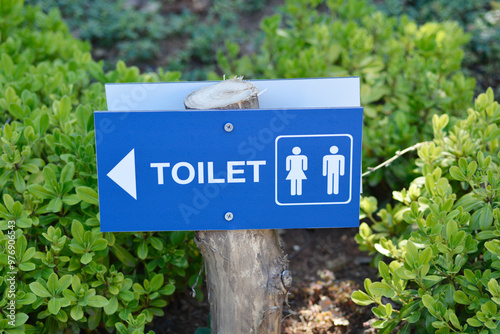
(94, 108, 363, 232)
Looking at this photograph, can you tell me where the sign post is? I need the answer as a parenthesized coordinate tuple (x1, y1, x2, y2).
(183, 78, 287, 333)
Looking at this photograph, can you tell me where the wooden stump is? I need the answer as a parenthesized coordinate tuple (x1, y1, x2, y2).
(184, 78, 290, 334)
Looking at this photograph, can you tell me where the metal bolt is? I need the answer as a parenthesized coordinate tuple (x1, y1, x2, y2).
(224, 123, 234, 132)
(224, 212, 234, 221)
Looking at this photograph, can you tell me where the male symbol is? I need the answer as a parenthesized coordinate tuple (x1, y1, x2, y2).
(322, 146, 345, 195)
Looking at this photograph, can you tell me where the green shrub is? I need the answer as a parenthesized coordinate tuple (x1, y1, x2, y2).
(217, 0, 476, 190)
(353, 88, 500, 333)
(30, 0, 270, 80)
(0, 1, 202, 333)
(374, 0, 500, 97)
(26, 0, 170, 65)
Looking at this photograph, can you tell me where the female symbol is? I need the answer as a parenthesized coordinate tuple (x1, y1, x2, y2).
(286, 147, 308, 195)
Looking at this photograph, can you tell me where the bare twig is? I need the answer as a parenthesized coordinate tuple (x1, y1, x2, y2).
(362, 142, 430, 178)
(190, 262, 204, 298)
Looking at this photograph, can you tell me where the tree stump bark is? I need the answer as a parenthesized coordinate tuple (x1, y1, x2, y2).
(184, 78, 290, 334)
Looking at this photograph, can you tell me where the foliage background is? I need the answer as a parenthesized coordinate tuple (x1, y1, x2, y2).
(1, 0, 500, 333)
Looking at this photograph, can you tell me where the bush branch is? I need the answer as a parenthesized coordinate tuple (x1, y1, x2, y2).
(362, 142, 430, 178)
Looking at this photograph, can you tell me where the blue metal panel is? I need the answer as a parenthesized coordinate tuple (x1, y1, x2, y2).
(94, 107, 363, 232)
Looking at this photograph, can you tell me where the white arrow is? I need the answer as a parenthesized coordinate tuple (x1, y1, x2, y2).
(107, 149, 137, 200)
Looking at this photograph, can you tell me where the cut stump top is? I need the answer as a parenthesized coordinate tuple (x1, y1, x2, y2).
(184, 78, 260, 110)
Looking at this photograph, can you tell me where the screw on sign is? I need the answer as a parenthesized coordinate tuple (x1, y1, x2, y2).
(224, 212, 233, 221)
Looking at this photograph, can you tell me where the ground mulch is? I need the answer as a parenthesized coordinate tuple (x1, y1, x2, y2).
(153, 228, 378, 333)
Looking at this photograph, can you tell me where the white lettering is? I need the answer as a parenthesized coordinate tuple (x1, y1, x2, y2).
(207, 162, 225, 183)
(150, 160, 267, 185)
(198, 162, 204, 183)
(172, 162, 195, 184)
(150, 163, 170, 184)
(246, 160, 266, 182)
(227, 161, 246, 183)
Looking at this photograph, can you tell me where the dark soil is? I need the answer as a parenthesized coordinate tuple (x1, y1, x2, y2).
(153, 228, 378, 334)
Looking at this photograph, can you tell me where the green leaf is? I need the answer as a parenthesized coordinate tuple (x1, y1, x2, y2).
(81, 252, 92, 264)
(87, 295, 109, 308)
(48, 297, 62, 315)
(482, 301, 497, 317)
(419, 248, 432, 267)
(395, 267, 417, 280)
(13, 312, 29, 327)
(115, 322, 128, 334)
(30, 282, 51, 298)
(9, 103, 24, 120)
(425, 174, 436, 194)
(28, 184, 55, 199)
(76, 186, 99, 205)
(71, 220, 85, 245)
(13, 170, 25, 193)
(88, 61, 107, 83)
(3, 194, 15, 213)
(432, 321, 447, 329)
(17, 292, 36, 305)
(133, 283, 147, 295)
(370, 282, 392, 297)
(449, 166, 466, 181)
(405, 241, 419, 269)
(448, 310, 461, 330)
(351, 290, 373, 306)
(111, 244, 137, 267)
(19, 262, 35, 271)
(476, 230, 498, 240)
(58, 95, 72, 121)
(378, 261, 391, 282)
(149, 274, 164, 292)
(57, 275, 72, 294)
(467, 317, 483, 327)
(15, 237, 27, 263)
(104, 296, 119, 315)
(72, 275, 81, 292)
(90, 238, 107, 251)
(399, 300, 420, 319)
(170, 231, 186, 246)
(119, 290, 134, 302)
(71, 305, 84, 321)
(60, 162, 75, 183)
(62, 194, 81, 205)
(488, 278, 500, 295)
(137, 240, 148, 260)
(479, 205, 494, 231)
(63, 290, 78, 302)
(446, 220, 458, 243)
(458, 157, 468, 173)
(422, 295, 436, 315)
(47, 273, 58, 294)
(454, 290, 471, 305)
(46, 197, 62, 213)
(466, 161, 477, 177)
(88, 307, 101, 330)
(42, 166, 57, 185)
(149, 237, 163, 251)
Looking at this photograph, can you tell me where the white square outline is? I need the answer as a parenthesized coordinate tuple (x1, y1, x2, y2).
(275, 134, 353, 206)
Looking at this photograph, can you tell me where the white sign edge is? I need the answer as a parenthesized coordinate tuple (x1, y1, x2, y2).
(105, 77, 360, 111)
